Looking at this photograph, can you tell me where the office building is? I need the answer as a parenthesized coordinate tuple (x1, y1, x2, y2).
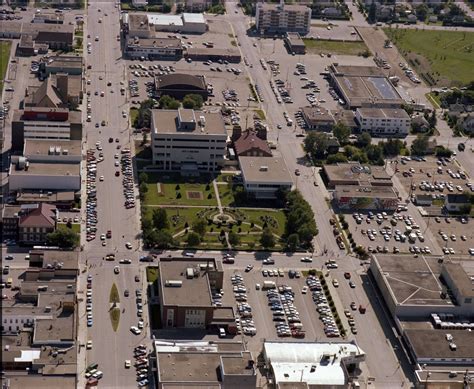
(150, 108, 227, 173)
(355, 108, 410, 137)
(125, 37, 183, 59)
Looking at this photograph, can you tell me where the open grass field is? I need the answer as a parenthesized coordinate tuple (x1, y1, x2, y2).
(383, 28, 474, 86)
(0, 41, 12, 90)
(58, 223, 81, 234)
(302, 38, 369, 56)
(144, 174, 218, 206)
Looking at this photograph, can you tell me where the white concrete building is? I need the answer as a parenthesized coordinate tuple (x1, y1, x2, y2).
(355, 107, 410, 137)
(150, 109, 227, 173)
(239, 156, 293, 199)
(263, 341, 366, 387)
(256, 2, 312, 35)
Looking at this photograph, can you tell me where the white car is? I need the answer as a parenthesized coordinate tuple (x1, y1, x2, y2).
(125, 242, 132, 249)
(125, 360, 131, 368)
(301, 257, 313, 263)
(86, 340, 93, 349)
(99, 175, 104, 181)
(130, 326, 141, 335)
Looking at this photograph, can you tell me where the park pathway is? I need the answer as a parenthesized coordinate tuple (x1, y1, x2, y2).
(213, 179, 231, 248)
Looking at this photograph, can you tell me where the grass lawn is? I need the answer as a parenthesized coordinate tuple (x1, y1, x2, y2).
(110, 307, 120, 332)
(425, 92, 441, 109)
(58, 223, 80, 234)
(239, 209, 287, 236)
(215, 173, 235, 183)
(217, 183, 235, 206)
(0, 41, 12, 90)
(146, 266, 159, 283)
(383, 28, 474, 86)
(109, 283, 120, 304)
(302, 38, 369, 56)
(254, 109, 266, 120)
(144, 174, 217, 206)
(130, 107, 138, 127)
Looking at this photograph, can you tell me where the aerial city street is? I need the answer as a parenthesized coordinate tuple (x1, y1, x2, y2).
(1, 0, 473, 388)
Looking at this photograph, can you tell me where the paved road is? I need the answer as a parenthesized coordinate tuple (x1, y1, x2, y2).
(77, 1, 146, 388)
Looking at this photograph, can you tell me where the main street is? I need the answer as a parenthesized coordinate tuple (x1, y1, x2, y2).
(77, 1, 146, 387)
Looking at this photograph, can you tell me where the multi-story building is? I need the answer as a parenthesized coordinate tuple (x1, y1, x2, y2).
(125, 37, 183, 60)
(255, 1, 312, 35)
(239, 156, 293, 199)
(150, 108, 227, 173)
(17, 203, 57, 245)
(355, 107, 410, 137)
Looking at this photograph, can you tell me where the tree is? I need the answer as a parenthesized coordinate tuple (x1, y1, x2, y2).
(182, 94, 204, 109)
(382, 139, 403, 157)
(158, 95, 180, 109)
(332, 122, 351, 144)
(46, 229, 79, 249)
(139, 172, 149, 184)
(326, 153, 348, 164)
(298, 223, 318, 246)
(228, 231, 241, 247)
(366, 144, 384, 164)
(139, 182, 148, 200)
(142, 132, 148, 146)
(368, 1, 377, 23)
(192, 219, 207, 237)
(304, 132, 330, 159)
(416, 4, 429, 21)
(260, 228, 275, 248)
(402, 103, 414, 116)
(137, 99, 155, 128)
(435, 146, 453, 158)
(356, 132, 372, 148)
(152, 208, 169, 230)
(428, 109, 437, 129)
(286, 233, 300, 251)
(186, 232, 201, 247)
(411, 134, 430, 156)
(155, 229, 175, 249)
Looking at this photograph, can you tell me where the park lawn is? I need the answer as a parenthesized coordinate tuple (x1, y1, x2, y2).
(109, 283, 120, 304)
(215, 173, 235, 183)
(146, 266, 159, 283)
(302, 38, 369, 56)
(130, 107, 138, 127)
(110, 307, 120, 332)
(0, 41, 12, 90)
(426, 92, 441, 109)
(217, 183, 235, 206)
(383, 28, 474, 86)
(239, 209, 287, 236)
(58, 223, 80, 234)
(145, 181, 217, 206)
(164, 207, 210, 234)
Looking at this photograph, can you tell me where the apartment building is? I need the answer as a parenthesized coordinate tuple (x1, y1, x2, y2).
(255, 1, 312, 35)
(150, 108, 227, 173)
(355, 108, 410, 137)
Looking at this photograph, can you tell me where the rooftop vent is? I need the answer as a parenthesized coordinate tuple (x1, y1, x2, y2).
(259, 166, 268, 171)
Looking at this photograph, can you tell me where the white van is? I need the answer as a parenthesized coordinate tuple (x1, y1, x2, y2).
(219, 328, 226, 338)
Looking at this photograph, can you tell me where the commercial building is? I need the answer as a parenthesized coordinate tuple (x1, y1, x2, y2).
(263, 341, 365, 387)
(185, 47, 241, 63)
(239, 156, 293, 199)
(157, 257, 237, 332)
(23, 139, 82, 164)
(32, 12, 64, 24)
(444, 194, 470, 213)
(328, 64, 405, 109)
(255, 2, 312, 35)
(322, 163, 393, 189)
(24, 74, 83, 109)
(125, 37, 183, 60)
(150, 108, 227, 173)
(41, 55, 83, 76)
(154, 73, 208, 100)
(301, 106, 335, 131)
(9, 158, 81, 192)
(333, 185, 399, 211)
(11, 109, 82, 152)
(124, 12, 208, 36)
(15, 191, 77, 209)
(153, 340, 256, 388)
(284, 32, 306, 54)
(355, 107, 410, 137)
(1, 205, 22, 240)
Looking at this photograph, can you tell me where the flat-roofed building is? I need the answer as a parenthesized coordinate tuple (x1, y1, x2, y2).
(355, 107, 410, 137)
(263, 341, 365, 387)
(256, 2, 312, 35)
(15, 191, 76, 209)
(333, 185, 399, 211)
(1, 205, 22, 240)
(43, 55, 83, 75)
(301, 106, 335, 131)
(154, 340, 256, 388)
(284, 32, 306, 54)
(185, 47, 241, 63)
(329, 64, 405, 109)
(24, 139, 82, 163)
(239, 156, 293, 199)
(441, 262, 474, 308)
(322, 162, 392, 189)
(9, 160, 81, 191)
(157, 257, 237, 331)
(150, 108, 227, 173)
(125, 37, 183, 59)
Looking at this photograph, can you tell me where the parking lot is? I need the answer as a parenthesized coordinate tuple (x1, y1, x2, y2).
(307, 24, 362, 41)
(430, 216, 473, 255)
(220, 267, 345, 352)
(395, 156, 472, 202)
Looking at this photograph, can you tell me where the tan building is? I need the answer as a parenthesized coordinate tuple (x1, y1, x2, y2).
(256, 2, 312, 35)
(18, 203, 57, 245)
(150, 108, 227, 173)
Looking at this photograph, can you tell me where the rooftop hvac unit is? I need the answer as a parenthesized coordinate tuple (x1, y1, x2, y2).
(62, 149, 68, 155)
(186, 268, 194, 279)
(259, 166, 268, 171)
(165, 280, 183, 287)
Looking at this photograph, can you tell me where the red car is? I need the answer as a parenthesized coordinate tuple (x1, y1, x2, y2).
(115, 171, 120, 177)
(359, 305, 366, 314)
(106, 230, 112, 239)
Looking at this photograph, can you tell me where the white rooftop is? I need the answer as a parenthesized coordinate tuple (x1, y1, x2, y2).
(264, 341, 365, 386)
(147, 14, 183, 26)
(182, 13, 206, 23)
(14, 350, 41, 362)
